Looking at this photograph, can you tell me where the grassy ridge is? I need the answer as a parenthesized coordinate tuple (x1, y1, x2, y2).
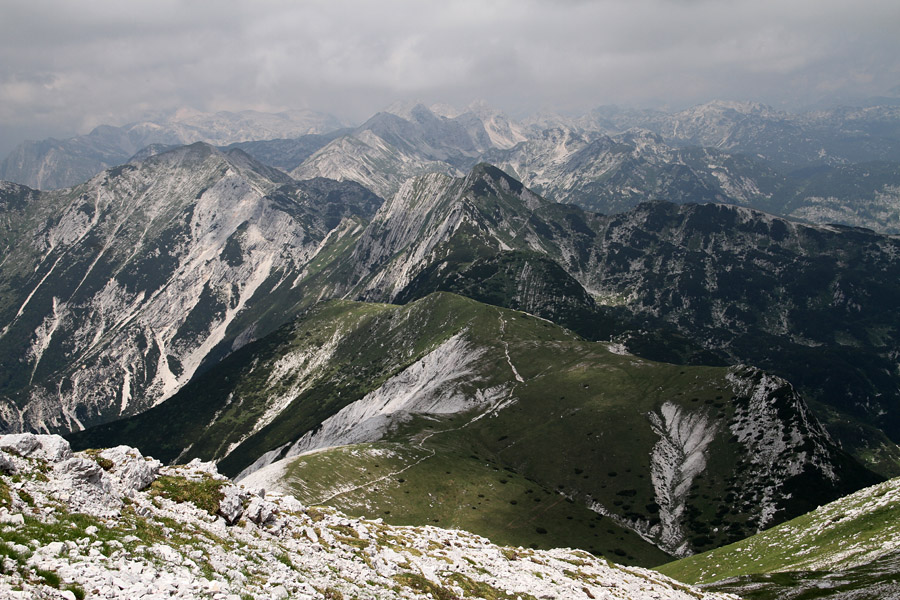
(659, 476, 900, 582)
(72, 292, 878, 567)
(657, 476, 900, 598)
(244, 295, 873, 564)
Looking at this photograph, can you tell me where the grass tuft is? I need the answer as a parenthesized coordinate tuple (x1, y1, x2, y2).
(446, 572, 538, 600)
(148, 474, 225, 516)
(393, 573, 458, 600)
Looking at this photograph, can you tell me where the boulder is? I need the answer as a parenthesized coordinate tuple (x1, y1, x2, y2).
(0, 451, 16, 475)
(0, 508, 24, 526)
(185, 458, 223, 479)
(0, 433, 72, 462)
(99, 446, 161, 491)
(270, 585, 289, 600)
(55, 456, 108, 490)
(279, 495, 304, 513)
(217, 485, 245, 525)
(245, 496, 278, 525)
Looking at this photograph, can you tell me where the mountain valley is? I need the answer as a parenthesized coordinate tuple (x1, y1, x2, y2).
(70, 292, 877, 564)
(1, 100, 900, 599)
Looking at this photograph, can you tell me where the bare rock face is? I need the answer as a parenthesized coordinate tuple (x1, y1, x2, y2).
(647, 401, 719, 557)
(0, 145, 381, 436)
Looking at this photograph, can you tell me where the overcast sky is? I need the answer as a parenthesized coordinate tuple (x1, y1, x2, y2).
(2, 0, 899, 157)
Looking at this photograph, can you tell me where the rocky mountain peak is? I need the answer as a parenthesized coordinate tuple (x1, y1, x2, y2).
(407, 102, 442, 124)
(464, 163, 547, 211)
(382, 100, 434, 120)
(0, 146, 385, 434)
(466, 162, 525, 193)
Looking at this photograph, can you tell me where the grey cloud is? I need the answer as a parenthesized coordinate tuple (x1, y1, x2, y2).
(1, 0, 899, 157)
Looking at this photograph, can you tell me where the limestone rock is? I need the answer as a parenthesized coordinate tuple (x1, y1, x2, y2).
(0, 433, 72, 462)
(55, 457, 108, 490)
(0, 451, 16, 475)
(245, 496, 277, 525)
(99, 445, 161, 491)
(217, 485, 245, 525)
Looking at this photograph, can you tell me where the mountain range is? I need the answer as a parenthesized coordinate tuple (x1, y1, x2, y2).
(5, 152, 899, 482)
(2, 99, 900, 597)
(6, 101, 900, 233)
(0, 108, 345, 190)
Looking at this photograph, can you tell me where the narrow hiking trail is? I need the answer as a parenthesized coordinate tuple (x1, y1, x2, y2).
(313, 310, 527, 506)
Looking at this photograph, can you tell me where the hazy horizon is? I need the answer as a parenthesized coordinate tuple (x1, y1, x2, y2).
(2, 0, 899, 158)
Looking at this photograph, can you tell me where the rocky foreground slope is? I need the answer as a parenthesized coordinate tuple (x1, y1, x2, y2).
(0, 434, 737, 600)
